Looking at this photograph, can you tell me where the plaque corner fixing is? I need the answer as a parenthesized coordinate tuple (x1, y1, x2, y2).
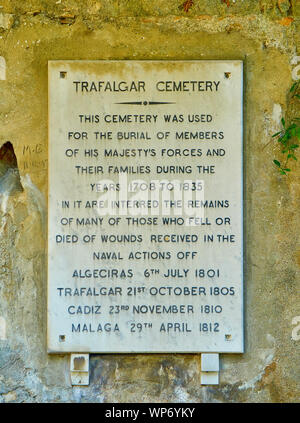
(70, 353, 90, 386)
(200, 353, 220, 385)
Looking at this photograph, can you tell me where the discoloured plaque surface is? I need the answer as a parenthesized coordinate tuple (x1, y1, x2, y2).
(48, 60, 243, 353)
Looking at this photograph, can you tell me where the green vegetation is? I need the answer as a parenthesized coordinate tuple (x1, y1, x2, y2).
(272, 81, 300, 175)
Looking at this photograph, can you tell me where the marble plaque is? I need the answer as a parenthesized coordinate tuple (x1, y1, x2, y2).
(48, 60, 243, 353)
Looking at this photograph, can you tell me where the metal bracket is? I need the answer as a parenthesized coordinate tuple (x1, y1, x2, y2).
(201, 353, 219, 385)
(70, 353, 89, 386)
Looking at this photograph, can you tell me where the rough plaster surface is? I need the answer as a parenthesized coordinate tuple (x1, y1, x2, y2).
(0, 0, 299, 403)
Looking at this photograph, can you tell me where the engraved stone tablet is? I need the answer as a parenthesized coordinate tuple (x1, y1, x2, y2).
(48, 60, 243, 353)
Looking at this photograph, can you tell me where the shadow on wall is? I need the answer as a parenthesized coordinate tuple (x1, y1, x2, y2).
(0, 142, 23, 196)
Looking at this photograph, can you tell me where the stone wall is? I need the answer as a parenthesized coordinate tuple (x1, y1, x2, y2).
(0, 0, 299, 402)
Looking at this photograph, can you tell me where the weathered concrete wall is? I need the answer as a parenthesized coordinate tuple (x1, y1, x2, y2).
(0, 0, 299, 402)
